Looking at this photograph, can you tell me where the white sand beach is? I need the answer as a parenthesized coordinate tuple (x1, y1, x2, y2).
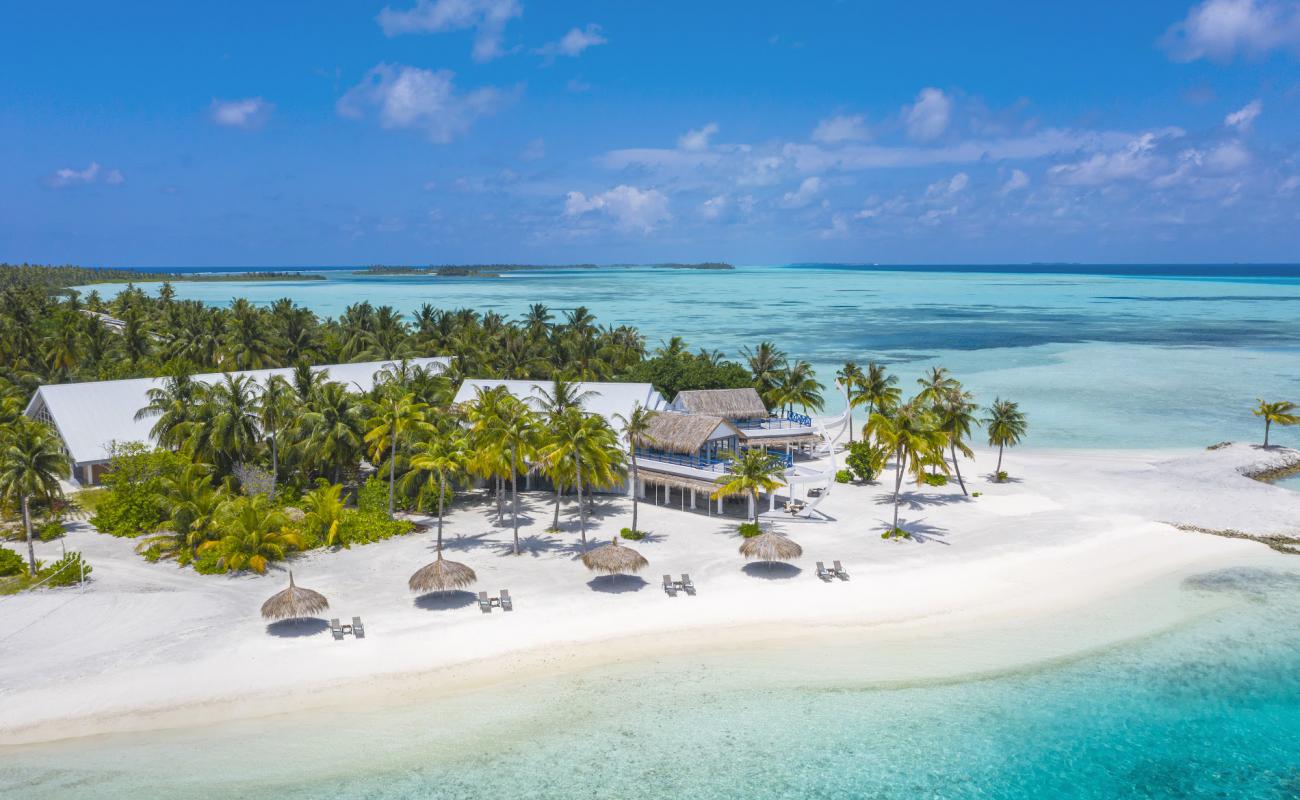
(2, 442, 1298, 746)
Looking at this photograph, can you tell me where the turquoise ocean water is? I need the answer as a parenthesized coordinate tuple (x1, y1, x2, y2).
(83, 264, 1300, 448)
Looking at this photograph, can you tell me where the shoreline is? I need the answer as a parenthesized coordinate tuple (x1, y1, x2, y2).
(2, 444, 1298, 748)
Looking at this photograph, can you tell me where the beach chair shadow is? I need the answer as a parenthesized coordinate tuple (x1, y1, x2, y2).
(415, 590, 479, 610)
(741, 562, 802, 580)
(586, 575, 649, 594)
(265, 618, 331, 638)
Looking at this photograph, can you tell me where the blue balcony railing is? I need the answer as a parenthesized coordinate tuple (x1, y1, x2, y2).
(731, 411, 814, 430)
(636, 447, 794, 472)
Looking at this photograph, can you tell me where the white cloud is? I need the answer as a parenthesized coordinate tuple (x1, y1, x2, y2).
(337, 64, 512, 143)
(1203, 140, 1251, 172)
(535, 24, 607, 58)
(677, 122, 719, 152)
(1224, 99, 1262, 130)
(566, 76, 592, 93)
(1048, 131, 1180, 186)
(904, 88, 951, 142)
(926, 172, 969, 198)
(1001, 168, 1030, 194)
(377, 0, 522, 61)
(1279, 175, 1300, 195)
(819, 212, 851, 239)
(811, 114, 870, 143)
(1161, 0, 1300, 62)
(781, 176, 823, 208)
(209, 97, 273, 129)
(45, 162, 125, 189)
(564, 185, 670, 232)
(700, 194, 728, 220)
(520, 138, 546, 160)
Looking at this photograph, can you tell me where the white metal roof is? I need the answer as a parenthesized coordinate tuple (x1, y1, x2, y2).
(25, 357, 450, 466)
(452, 379, 667, 430)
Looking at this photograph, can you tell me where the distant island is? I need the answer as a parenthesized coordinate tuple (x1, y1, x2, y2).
(0, 264, 327, 292)
(358, 262, 733, 277)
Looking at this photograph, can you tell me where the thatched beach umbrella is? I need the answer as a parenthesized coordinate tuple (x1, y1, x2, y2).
(738, 531, 802, 563)
(409, 554, 477, 594)
(260, 572, 329, 621)
(581, 537, 649, 577)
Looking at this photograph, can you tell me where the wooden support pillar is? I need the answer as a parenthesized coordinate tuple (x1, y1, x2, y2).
(690, 490, 696, 510)
(716, 495, 723, 514)
(769, 491, 776, 512)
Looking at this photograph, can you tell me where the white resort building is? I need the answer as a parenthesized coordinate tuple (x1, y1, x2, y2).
(24, 357, 450, 486)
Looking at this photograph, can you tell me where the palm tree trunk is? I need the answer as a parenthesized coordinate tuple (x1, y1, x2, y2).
(630, 455, 639, 532)
(751, 488, 759, 524)
(891, 448, 905, 531)
(951, 441, 967, 496)
(269, 435, 278, 501)
(436, 471, 445, 555)
(511, 446, 521, 555)
(1264, 419, 1271, 447)
(553, 485, 562, 529)
(574, 451, 587, 549)
(495, 476, 503, 522)
(388, 434, 397, 518)
(996, 443, 1005, 476)
(22, 494, 36, 577)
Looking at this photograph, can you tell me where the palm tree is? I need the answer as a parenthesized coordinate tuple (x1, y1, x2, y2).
(541, 408, 623, 549)
(935, 389, 978, 496)
(984, 398, 1028, 478)
(191, 374, 262, 472)
(363, 390, 431, 517)
(742, 341, 787, 410)
(836, 361, 865, 443)
(916, 366, 960, 405)
(0, 420, 69, 576)
(486, 401, 540, 555)
(301, 482, 346, 548)
(852, 362, 901, 432)
(613, 403, 656, 535)
(774, 360, 824, 414)
(1253, 399, 1298, 447)
(405, 428, 468, 554)
(300, 382, 366, 484)
(158, 463, 225, 557)
(710, 448, 785, 525)
(868, 400, 948, 534)
(135, 372, 201, 450)
(257, 375, 297, 499)
(200, 494, 300, 574)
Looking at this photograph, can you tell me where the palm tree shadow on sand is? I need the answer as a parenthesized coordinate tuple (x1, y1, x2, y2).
(874, 492, 972, 510)
(895, 518, 950, 545)
(414, 590, 478, 610)
(491, 533, 564, 558)
(265, 618, 331, 638)
(586, 575, 648, 593)
(741, 562, 802, 580)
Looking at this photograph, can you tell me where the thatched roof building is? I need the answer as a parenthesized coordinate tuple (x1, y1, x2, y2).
(670, 388, 769, 420)
(638, 413, 740, 454)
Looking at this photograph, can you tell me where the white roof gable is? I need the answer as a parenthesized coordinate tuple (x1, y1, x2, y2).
(452, 379, 667, 428)
(26, 357, 450, 465)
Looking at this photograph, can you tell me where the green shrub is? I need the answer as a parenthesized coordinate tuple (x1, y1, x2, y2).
(845, 441, 887, 482)
(0, 547, 24, 577)
(922, 473, 948, 487)
(193, 547, 227, 574)
(38, 520, 65, 541)
(834, 469, 853, 484)
(881, 526, 911, 540)
(971, 491, 982, 498)
(738, 522, 762, 538)
(40, 552, 91, 587)
(91, 443, 188, 537)
(620, 527, 647, 540)
(995, 471, 1009, 483)
(333, 509, 413, 547)
(357, 476, 389, 515)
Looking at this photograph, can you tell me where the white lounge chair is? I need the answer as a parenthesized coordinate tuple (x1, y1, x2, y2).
(352, 616, 365, 638)
(832, 560, 850, 581)
(815, 561, 833, 581)
(500, 590, 513, 611)
(663, 574, 678, 596)
(680, 573, 695, 595)
(330, 618, 344, 640)
(478, 591, 492, 613)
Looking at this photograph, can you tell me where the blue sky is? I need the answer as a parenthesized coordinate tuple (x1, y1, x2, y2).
(2, 0, 1300, 266)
